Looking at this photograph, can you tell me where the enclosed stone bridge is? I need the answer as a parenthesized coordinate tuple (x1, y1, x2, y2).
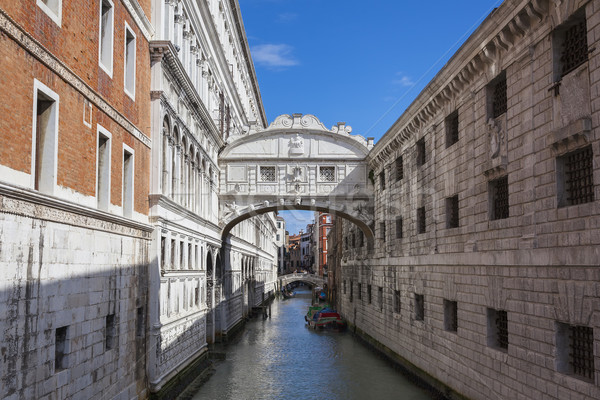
(278, 273, 326, 288)
(219, 114, 375, 241)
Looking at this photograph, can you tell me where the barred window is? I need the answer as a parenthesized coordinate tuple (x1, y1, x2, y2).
(558, 146, 594, 207)
(395, 156, 403, 181)
(414, 294, 424, 321)
(446, 195, 459, 228)
(395, 216, 403, 239)
(557, 323, 594, 381)
(489, 72, 507, 119)
(488, 308, 508, 350)
(490, 176, 509, 220)
(416, 138, 426, 166)
(380, 222, 386, 241)
(444, 300, 458, 332)
(260, 166, 276, 182)
(446, 111, 459, 148)
(558, 11, 588, 78)
(417, 207, 426, 234)
(319, 166, 335, 182)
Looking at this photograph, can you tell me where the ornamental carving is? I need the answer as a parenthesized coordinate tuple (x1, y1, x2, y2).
(289, 134, 304, 156)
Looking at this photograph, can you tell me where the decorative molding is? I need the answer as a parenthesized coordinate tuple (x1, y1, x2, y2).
(122, 0, 154, 41)
(0, 8, 151, 148)
(546, 117, 592, 154)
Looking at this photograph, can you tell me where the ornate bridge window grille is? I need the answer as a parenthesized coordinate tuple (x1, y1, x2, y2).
(565, 146, 594, 206)
(569, 325, 594, 380)
(260, 166, 276, 182)
(446, 111, 459, 148)
(491, 72, 507, 118)
(490, 176, 509, 220)
(319, 166, 335, 182)
(561, 19, 588, 77)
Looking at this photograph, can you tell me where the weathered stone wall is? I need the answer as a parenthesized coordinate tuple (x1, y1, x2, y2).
(341, 1, 600, 399)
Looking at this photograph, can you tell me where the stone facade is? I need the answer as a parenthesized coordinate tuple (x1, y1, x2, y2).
(339, 1, 600, 399)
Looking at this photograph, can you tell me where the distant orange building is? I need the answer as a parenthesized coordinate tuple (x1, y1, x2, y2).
(315, 213, 333, 277)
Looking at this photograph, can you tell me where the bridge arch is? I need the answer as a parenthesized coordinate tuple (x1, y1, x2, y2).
(219, 113, 375, 241)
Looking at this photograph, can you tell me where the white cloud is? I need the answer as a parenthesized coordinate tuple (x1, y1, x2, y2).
(251, 44, 298, 68)
(392, 73, 415, 87)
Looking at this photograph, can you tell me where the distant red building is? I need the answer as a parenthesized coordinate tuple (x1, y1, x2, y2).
(315, 213, 333, 277)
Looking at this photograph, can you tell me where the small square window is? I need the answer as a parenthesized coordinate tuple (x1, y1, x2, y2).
(395, 216, 403, 239)
(393, 290, 401, 313)
(319, 166, 335, 182)
(445, 111, 459, 148)
(414, 294, 424, 321)
(446, 195, 459, 228)
(489, 176, 509, 220)
(260, 166, 276, 182)
(487, 308, 508, 351)
(556, 322, 594, 381)
(416, 138, 426, 167)
(395, 156, 404, 181)
(557, 146, 594, 207)
(444, 300, 458, 332)
(417, 207, 426, 234)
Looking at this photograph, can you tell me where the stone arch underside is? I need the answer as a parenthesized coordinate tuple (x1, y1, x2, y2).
(218, 113, 375, 241)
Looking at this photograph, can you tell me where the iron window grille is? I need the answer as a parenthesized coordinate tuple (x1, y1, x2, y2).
(447, 195, 459, 228)
(495, 310, 509, 349)
(396, 216, 403, 239)
(417, 207, 426, 234)
(564, 146, 594, 206)
(446, 111, 459, 148)
(414, 294, 424, 321)
(491, 176, 509, 220)
(395, 156, 404, 181)
(561, 19, 588, 78)
(416, 138, 426, 166)
(491, 73, 507, 118)
(260, 166, 276, 182)
(319, 166, 335, 182)
(569, 325, 594, 380)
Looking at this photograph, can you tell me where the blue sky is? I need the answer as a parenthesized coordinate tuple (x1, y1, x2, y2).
(238, 0, 503, 234)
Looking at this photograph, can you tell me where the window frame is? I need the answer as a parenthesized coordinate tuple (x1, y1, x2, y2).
(123, 22, 137, 100)
(37, 0, 62, 27)
(122, 143, 135, 218)
(98, 0, 115, 78)
(96, 124, 112, 210)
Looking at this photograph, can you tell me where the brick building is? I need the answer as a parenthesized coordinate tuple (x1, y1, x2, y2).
(0, 0, 153, 398)
(340, 1, 600, 399)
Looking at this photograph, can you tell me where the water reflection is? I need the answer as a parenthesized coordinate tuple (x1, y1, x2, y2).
(190, 287, 435, 400)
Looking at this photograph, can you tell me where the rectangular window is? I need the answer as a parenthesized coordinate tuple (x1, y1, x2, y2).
(417, 207, 426, 234)
(180, 241, 184, 268)
(395, 216, 403, 239)
(379, 170, 386, 191)
(414, 294, 424, 321)
(556, 323, 594, 381)
(170, 239, 175, 269)
(124, 23, 136, 99)
(99, 0, 114, 76)
(260, 166, 276, 182)
(557, 146, 594, 207)
(378, 287, 383, 310)
(351, 232, 356, 247)
(394, 290, 400, 313)
(349, 280, 353, 302)
(319, 166, 335, 182)
(32, 80, 59, 195)
(446, 195, 459, 228)
(122, 145, 134, 218)
(555, 9, 588, 79)
(444, 300, 458, 332)
(343, 280, 347, 295)
(446, 111, 459, 148)
(136, 307, 144, 338)
(487, 308, 508, 351)
(416, 138, 426, 167)
(96, 125, 111, 210)
(380, 222, 386, 241)
(105, 314, 116, 350)
(37, 0, 62, 26)
(358, 230, 364, 247)
(55, 326, 68, 372)
(395, 155, 403, 181)
(489, 71, 507, 119)
(358, 283, 362, 301)
(160, 236, 166, 268)
(490, 176, 509, 220)
(367, 284, 372, 304)
(188, 243, 192, 269)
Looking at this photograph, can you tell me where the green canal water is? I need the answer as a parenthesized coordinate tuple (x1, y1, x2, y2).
(189, 287, 438, 400)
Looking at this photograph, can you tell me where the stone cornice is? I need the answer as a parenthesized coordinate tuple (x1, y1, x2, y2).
(122, 0, 155, 41)
(150, 41, 225, 149)
(368, 0, 550, 167)
(0, 7, 151, 149)
(0, 182, 153, 239)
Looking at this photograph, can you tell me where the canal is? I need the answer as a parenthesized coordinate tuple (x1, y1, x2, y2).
(187, 287, 439, 400)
